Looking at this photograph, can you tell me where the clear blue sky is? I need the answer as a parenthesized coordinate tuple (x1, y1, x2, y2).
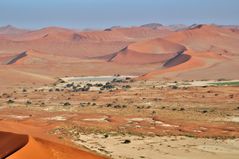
(0, 0, 238, 29)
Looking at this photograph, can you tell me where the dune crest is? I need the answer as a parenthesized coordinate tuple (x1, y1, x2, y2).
(2, 51, 27, 65)
(0, 131, 28, 159)
(0, 131, 106, 159)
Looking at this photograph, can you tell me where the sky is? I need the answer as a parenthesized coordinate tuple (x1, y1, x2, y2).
(0, 0, 238, 29)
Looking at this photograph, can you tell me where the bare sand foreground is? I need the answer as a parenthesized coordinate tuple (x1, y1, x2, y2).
(75, 134, 239, 159)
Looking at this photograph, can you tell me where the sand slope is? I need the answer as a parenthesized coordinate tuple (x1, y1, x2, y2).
(0, 24, 239, 84)
(0, 131, 28, 159)
(141, 25, 239, 80)
(7, 135, 105, 159)
(109, 38, 186, 65)
(0, 129, 105, 159)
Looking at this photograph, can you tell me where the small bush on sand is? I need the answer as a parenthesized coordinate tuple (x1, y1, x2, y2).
(63, 102, 71, 106)
(7, 99, 14, 104)
(122, 139, 131, 144)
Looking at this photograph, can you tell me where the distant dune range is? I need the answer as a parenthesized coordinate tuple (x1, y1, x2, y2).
(0, 23, 239, 86)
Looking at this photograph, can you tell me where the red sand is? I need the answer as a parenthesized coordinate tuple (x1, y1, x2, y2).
(110, 38, 186, 64)
(0, 24, 239, 83)
(0, 131, 28, 159)
(138, 25, 239, 80)
(7, 136, 106, 159)
(139, 50, 205, 80)
(0, 122, 106, 159)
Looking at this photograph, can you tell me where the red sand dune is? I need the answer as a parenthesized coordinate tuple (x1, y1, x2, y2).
(139, 24, 239, 80)
(0, 131, 105, 159)
(7, 27, 78, 42)
(1, 49, 86, 65)
(111, 27, 172, 40)
(0, 25, 172, 59)
(0, 24, 239, 83)
(0, 120, 106, 159)
(6, 26, 171, 42)
(0, 131, 28, 159)
(128, 38, 186, 54)
(2, 51, 27, 65)
(166, 24, 239, 55)
(139, 50, 205, 80)
(7, 136, 105, 159)
(109, 38, 186, 65)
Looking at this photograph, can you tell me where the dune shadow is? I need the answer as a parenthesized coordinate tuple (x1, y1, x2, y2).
(163, 53, 191, 68)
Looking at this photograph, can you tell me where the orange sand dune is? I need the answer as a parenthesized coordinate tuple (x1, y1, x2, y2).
(140, 50, 239, 80)
(0, 131, 28, 159)
(4, 49, 86, 65)
(7, 135, 105, 159)
(140, 50, 205, 80)
(7, 26, 171, 42)
(0, 36, 129, 58)
(139, 25, 239, 80)
(109, 38, 186, 65)
(166, 24, 239, 55)
(128, 38, 186, 54)
(0, 121, 106, 159)
(0, 25, 172, 59)
(8, 27, 78, 42)
(2, 51, 27, 65)
(0, 24, 239, 82)
(0, 131, 106, 159)
(112, 27, 173, 40)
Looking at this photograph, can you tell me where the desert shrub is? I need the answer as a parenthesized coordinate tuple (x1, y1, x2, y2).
(123, 85, 131, 89)
(171, 85, 178, 89)
(63, 102, 71, 106)
(112, 78, 123, 83)
(101, 82, 114, 90)
(122, 139, 131, 144)
(86, 83, 93, 87)
(26, 101, 32, 105)
(104, 134, 109, 138)
(113, 105, 121, 109)
(152, 111, 156, 114)
(82, 86, 90, 91)
(179, 108, 185, 111)
(55, 88, 60, 91)
(104, 28, 112, 31)
(66, 83, 74, 88)
(95, 83, 103, 87)
(7, 99, 14, 104)
(122, 105, 127, 108)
